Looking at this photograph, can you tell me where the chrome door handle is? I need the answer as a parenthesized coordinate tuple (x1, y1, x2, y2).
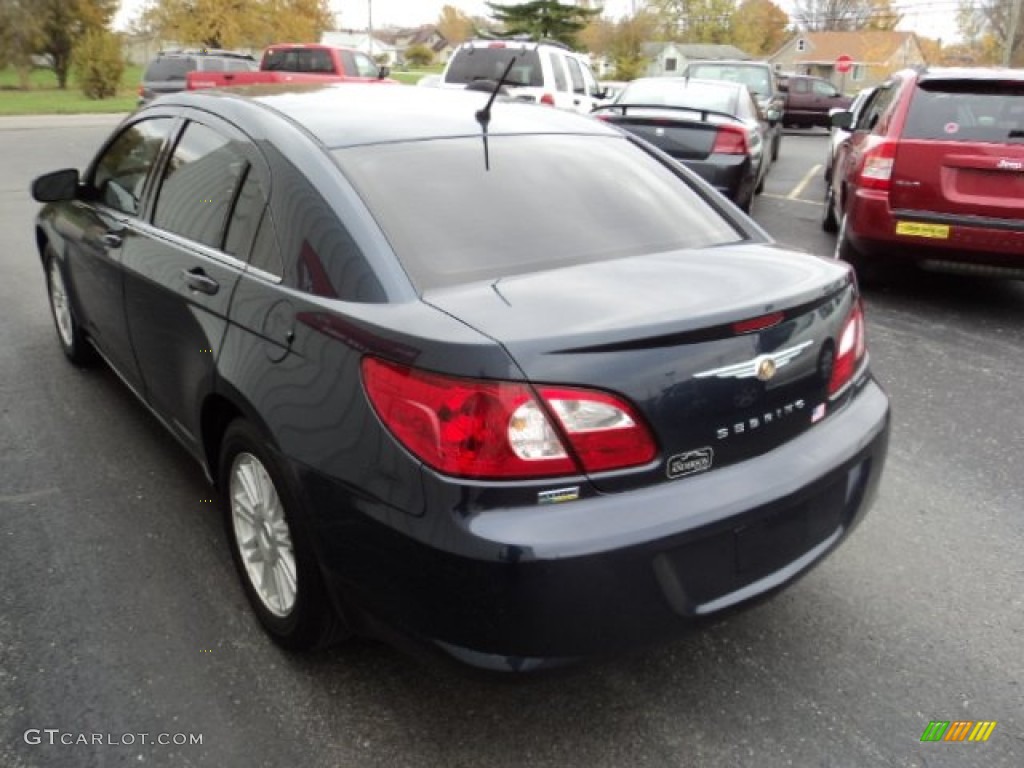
(183, 267, 219, 295)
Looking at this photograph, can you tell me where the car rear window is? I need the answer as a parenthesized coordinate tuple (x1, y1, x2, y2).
(144, 57, 197, 81)
(687, 64, 771, 98)
(333, 134, 743, 291)
(903, 80, 1024, 143)
(445, 47, 543, 88)
(619, 80, 737, 114)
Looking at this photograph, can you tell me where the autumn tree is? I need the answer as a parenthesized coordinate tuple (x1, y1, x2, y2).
(648, 0, 737, 44)
(731, 0, 789, 56)
(74, 27, 125, 98)
(486, 1, 601, 47)
(437, 4, 474, 46)
(608, 9, 660, 80)
(791, 0, 893, 31)
(0, 0, 42, 88)
(32, 0, 117, 89)
(405, 43, 434, 67)
(957, 0, 1024, 65)
(139, 0, 333, 50)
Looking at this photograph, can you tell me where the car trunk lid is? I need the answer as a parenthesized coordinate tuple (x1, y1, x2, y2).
(424, 245, 856, 492)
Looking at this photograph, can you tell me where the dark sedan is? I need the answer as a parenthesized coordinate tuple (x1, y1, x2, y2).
(32, 84, 889, 671)
(593, 77, 771, 211)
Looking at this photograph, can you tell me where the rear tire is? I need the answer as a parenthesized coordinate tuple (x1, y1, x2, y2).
(771, 132, 781, 162)
(834, 212, 880, 284)
(219, 420, 349, 651)
(44, 246, 95, 366)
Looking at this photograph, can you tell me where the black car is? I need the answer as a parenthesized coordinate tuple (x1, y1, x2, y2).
(137, 49, 257, 106)
(681, 59, 785, 162)
(31, 84, 889, 671)
(594, 77, 771, 212)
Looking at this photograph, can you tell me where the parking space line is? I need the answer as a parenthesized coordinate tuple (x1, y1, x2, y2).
(762, 193, 822, 206)
(788, 165, 822, 200)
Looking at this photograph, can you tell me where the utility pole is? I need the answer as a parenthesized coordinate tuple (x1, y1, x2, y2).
(1006, 0, 1023, 67)
(364, 0, 372, 59)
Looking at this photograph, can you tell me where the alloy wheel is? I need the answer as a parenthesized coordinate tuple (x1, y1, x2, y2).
(48, 259, 74, 348)
(229, 452, 297, 617)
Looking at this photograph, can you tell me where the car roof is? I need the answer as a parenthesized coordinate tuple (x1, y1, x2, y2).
(912, 66, 1024, 83)
(627, 76, 747, 92)
(687, 59, 770, 68)
(177, 83, 620, 149)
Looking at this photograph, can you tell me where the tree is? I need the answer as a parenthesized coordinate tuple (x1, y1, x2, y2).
(864, 0, 901, 30)
(405, 43, 434, 67)
(437, 4, 474, 46)
(608, 10, 659, 80)
(486, 1, 601, 47)
(648, 0, 737, 44)
(140, 0, 333, 50)
(731, 0, 789, 56)
(0, 0, 42, 88)
(957, 0, 1024, 66)
(791, 0, 886, 31)
(34, 0, 117, 89)
(74, 27, 125, 98)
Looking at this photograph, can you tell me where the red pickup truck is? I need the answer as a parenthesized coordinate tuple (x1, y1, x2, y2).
(187, 43, 396, 90)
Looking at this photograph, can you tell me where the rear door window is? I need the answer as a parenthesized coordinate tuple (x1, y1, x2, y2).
(565, 57, 585, 94)
(902, 81, 1024, 142)
(152, 121, 248, 249)
(548, 52, 568, 92)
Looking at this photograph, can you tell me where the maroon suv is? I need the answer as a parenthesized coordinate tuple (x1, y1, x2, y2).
(823, 67, 1024, 279)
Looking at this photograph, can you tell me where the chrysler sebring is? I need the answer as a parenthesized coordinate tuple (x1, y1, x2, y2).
(32, 84, 889, 670)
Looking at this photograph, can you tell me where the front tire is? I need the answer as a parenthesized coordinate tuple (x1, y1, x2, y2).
(219, 420, 348, 651)
(45, 247, 95, 366)
(822, 182, 839, 233)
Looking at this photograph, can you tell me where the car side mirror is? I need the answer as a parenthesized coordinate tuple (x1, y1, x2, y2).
(766, 107, 782, 121)
(378, 65, 390, 79)
(31, 168, 80, 202)
(830, 111, 854, 130)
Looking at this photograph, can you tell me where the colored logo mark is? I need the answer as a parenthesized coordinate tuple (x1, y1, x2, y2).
(920, 720, 997, 742)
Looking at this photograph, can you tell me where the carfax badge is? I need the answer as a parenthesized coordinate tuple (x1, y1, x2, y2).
(667, 447, 714, 479)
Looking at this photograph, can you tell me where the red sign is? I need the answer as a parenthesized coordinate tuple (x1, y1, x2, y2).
(835, 55, 853, 74)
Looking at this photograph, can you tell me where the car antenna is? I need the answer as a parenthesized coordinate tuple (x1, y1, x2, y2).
(475, 55, 517, 171)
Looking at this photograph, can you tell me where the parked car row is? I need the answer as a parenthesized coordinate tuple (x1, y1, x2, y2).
(31, 73, 889, 670)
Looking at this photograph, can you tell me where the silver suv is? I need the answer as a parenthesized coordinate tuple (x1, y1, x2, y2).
(138, 49, 257, 106)
(441, 39, 602, 114)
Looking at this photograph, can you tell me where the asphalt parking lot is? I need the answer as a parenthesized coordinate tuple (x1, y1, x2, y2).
(1, 116, 1022, 768)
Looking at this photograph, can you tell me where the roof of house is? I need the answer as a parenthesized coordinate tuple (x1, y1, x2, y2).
(774, 31, 918, 64)
(321, 31, 397, 53)
(641, 42, 752, 61)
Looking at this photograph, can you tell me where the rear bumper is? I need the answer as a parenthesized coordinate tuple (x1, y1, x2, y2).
(300, 379, 890, 670)
(678, 155, 754, 204)
(847, 189, 1024, 270)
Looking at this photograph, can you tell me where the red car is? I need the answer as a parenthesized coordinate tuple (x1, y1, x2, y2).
(823, 67, 1024, 280)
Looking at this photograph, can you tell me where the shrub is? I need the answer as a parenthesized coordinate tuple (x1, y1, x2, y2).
(405, 44, 434, 68)
(73, 29, 125, 100)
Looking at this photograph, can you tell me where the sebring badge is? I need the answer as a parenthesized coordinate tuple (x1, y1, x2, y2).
(694, 339, 813, 381)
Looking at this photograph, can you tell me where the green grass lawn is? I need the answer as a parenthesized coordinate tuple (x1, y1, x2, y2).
(0, 64, 143, 116)
(0, 63, 442, 115)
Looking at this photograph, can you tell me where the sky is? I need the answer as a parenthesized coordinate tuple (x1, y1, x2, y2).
(114, 1, 960, 46)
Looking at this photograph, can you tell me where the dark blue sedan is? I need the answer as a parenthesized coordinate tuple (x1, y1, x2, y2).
(31, 84, 889, 670)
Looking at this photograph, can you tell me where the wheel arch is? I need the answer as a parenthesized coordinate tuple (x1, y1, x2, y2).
(200, 386, 280, 491)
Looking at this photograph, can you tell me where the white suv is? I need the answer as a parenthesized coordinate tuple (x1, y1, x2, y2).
(440, 39, 602, 114)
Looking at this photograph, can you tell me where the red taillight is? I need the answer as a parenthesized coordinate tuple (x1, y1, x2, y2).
(711, 125, 748, 155)
(828, 300, 867, 396)
(539, 92, 555, 106)
(361, 359, 657, 479)
(858, 139, 897, 191)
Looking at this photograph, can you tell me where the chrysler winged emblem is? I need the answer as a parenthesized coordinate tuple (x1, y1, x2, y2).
(694, 340, 813, 381)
